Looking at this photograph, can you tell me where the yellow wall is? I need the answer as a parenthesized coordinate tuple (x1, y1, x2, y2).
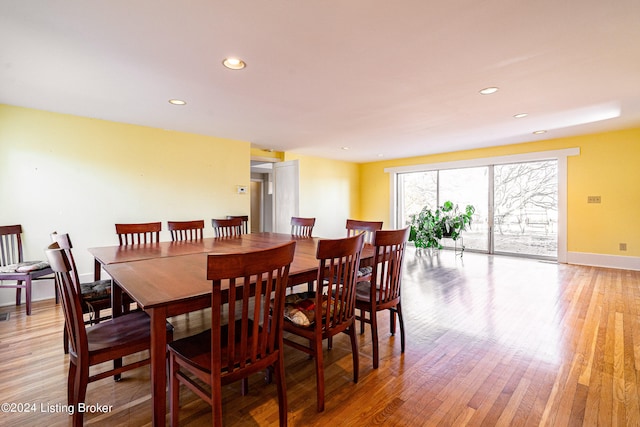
(2, 103, 638, 307)
(284, 152, 360, 238)
(359, 128, 640, 258)
(0, 104, 250, 303)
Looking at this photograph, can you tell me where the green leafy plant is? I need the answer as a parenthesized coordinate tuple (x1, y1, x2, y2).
(409, 201, 475, 252)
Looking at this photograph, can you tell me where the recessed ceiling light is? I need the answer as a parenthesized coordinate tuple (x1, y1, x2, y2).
(513, 113, 528, 118)
(341, 147, 350, 150)
(479, 87, 499, 95)
(533, 130, 547, 134)
(222, 57, 246, 70)
(168, 99, 186, 105)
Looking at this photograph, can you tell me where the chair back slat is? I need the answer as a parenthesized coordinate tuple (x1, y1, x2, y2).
(290, 217, 316, 237)
(226, 215, 249, 234)
(212, 218, 243, 237)
(45, 244, 87, 360)
(0, 225, 24, 266)
(207, 241, 296, 380)
(168, 220, 205, 241)
(50, 233, 83, 292)
(316, 233, 364, 332)
(345, 219, 383, 245)
(372, 228, 410, 306)
(115, 222, 162, 245)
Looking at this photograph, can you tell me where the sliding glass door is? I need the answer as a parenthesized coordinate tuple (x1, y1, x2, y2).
(396, 160, 558, 259)
(439, 167, 489, 251)
(493, 160, 557, 258)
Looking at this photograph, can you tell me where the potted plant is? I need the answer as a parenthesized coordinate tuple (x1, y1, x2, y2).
(408, 201, 475, 254)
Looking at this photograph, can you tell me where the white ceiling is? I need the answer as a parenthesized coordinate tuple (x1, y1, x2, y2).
(2, 1, 639, 163)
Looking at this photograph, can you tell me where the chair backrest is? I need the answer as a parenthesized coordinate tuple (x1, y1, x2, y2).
(226, 215, 249, 234)
(0, 224, 24, 266)
(167, 220, 205, 241)
(45, 244, 87, 360)
(212, 218, 243, 237)
(314, 233, 364, 333)
(346, 219, 383, 245)
(370, 227, 410, 306)
(50, 232, 82, 291)
(115, 222, 162, 245)
(290, 217, 316, 237)
(207, 241, 296, 382)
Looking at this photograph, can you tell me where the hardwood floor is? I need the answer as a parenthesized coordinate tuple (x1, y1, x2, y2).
(1, 248, 639, 426)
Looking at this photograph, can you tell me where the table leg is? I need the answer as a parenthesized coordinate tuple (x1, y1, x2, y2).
(150, 307, 168, 427)
(94, 258, 102, 281)
(111, 281, 123, 318)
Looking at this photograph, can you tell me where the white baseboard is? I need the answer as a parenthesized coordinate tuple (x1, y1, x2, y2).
(567, 252, 640, 271)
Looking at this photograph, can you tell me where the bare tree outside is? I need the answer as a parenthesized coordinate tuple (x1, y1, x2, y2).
(398, 171, 437, 227)
(493, 160, 557, 257)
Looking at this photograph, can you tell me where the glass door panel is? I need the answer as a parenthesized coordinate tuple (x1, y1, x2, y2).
(397, 171, 437, 228)
(493, 160, 557, 258)
(439, 167, 489, 252)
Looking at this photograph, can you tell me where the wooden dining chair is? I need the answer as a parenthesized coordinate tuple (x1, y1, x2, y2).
(346, 219, 383, 281)
(168, 241, 296, 426)
(168, 220, 205, 241)
(355, 227, 410, 369)
(282, 233, 364, 412)
(0, 224, 54, 315)
(226, 215, 249, 234)
(290, 216, 316, 237)
(345, 219, 383, 244)
(45, 243, 173, 427)
(212, 217, 243, 237)
(51, 233, 113, 354)
(115, 222, 162, 245)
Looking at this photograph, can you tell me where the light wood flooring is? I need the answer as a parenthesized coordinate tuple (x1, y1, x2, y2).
(1, 248, 639, 426)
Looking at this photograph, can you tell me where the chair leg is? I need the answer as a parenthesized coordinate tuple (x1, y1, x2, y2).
(314, 339, 325, 412)
(360, 308, 366, 334)
(370, 310, 379, 369)
(67, 361, 76, 406)
(390, 307, 396, 335)
(241, 377, 249, 395)
(74, 362, 89, 427)
(113, 358, 122, 381)
(396, 304, 405, 353)
(274, 354, 288, 426)
(63, 326, 69, 354)
(16, 281, 22, 306)
(211, 373, 224, 426)
(169, 353, 180, 427)
(349, 326, 359, 382)
(25, 277, 32, 315)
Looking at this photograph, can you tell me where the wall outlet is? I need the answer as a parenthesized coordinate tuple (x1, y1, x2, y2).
(619, 243, 627, 251)
(587, 196, 601, 203)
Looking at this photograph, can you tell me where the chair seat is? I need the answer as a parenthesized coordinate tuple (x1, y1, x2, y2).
(0, 260, 50, 273)
(80, 279, 111, 301)
(283, 292, 343, 328)
(168, 319, 257, 374)
(87, 311, 172, 359)
(357, 266, 372, 278)
(356, 281, 381, 303)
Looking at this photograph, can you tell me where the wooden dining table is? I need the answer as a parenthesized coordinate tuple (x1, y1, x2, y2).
(88, 232, 373, 426)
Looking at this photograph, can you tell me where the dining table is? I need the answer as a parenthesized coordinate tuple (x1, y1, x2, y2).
(88, 232, 373, 426)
